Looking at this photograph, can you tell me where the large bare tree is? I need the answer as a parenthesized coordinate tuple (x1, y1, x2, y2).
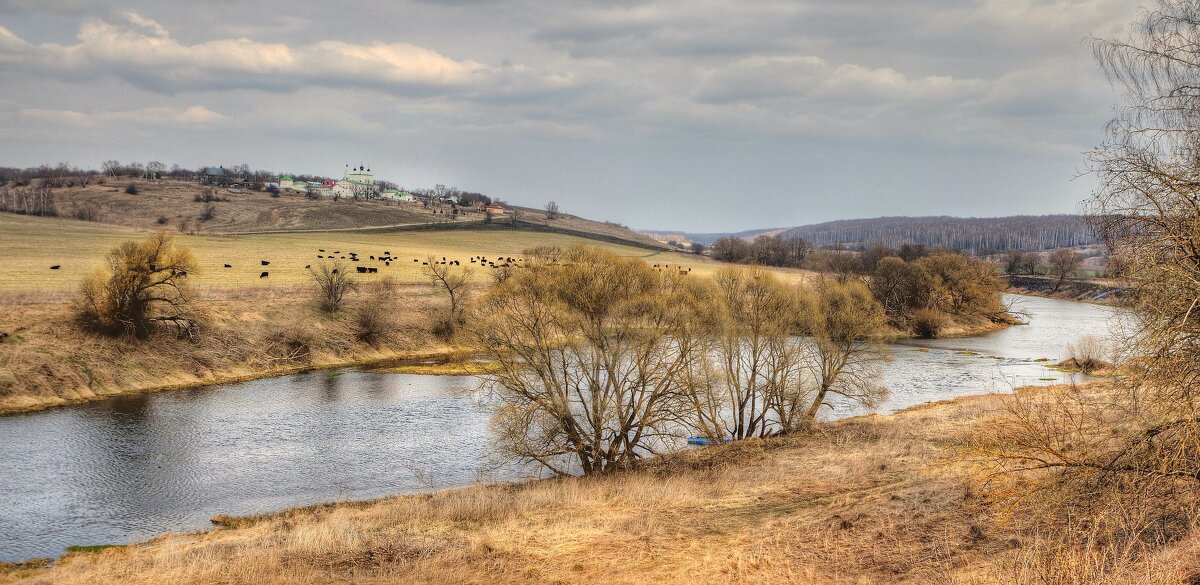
(467, 246, 707, 475)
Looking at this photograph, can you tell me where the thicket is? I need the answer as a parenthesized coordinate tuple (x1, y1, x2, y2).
(466, 246, 891, 475)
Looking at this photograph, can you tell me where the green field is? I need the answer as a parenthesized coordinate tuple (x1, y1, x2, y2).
(0, 214, 764, 293)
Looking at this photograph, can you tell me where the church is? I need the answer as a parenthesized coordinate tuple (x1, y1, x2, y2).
(330, 164, 377, 199)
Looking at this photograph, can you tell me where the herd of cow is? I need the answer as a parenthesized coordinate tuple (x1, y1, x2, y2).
(238, 248, 527, 279)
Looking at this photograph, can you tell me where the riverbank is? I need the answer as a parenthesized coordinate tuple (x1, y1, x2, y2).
(3, 382, 1193, 584)
(0, 285, 456, 415)
(1006, 274, 1128, 306)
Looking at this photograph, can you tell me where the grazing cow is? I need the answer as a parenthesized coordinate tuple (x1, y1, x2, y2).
(356, 266, 368, 273)
(370, 256, 375, 260)
(385, 261, 390, 266)
(261, 260, 270, 266)
(49, 265, 60, 270)
(317, 255, 323, 258)
(260, 272, 269, 278)
(224, 264, 232, 268)
(422, 262, 428, 265)
(413, 259, 418, 262)
(305, 265, 311, 269)
(319, 249, 325, 252)
(367, 267, 378, 273)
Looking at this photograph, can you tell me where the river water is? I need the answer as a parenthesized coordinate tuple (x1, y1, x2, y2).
(0, 295, 1126, 561)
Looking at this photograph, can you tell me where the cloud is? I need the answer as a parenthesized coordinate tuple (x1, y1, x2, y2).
(15, 104, 230, 129)
(0, 13, 533, 95)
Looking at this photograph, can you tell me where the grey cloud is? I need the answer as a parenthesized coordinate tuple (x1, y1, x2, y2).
(0, 0, 1151, 231)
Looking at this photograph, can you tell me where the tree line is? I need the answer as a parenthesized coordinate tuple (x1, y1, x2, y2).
(774, 215, 1096, 253)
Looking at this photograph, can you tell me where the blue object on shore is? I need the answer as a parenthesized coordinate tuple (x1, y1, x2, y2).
(686, 437, 730, 446)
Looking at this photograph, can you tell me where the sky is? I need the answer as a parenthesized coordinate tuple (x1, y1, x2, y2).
(0, 0, 1143, 232)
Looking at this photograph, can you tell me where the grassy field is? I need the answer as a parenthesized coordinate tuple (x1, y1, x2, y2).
(0, 213, 772, 293)
(3, 384, 1194, 584)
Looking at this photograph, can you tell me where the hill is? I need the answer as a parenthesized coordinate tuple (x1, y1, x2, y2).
(28, 179, 664, 250)
(657, 215, 1096, 252)
(775, 215, 1095, 252)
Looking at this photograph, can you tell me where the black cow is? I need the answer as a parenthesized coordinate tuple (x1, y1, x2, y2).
(224, 264, 232, 268)
(261, 260, 270, 266)
(260, 271, 269, 278)
(49, 265, 60, 270)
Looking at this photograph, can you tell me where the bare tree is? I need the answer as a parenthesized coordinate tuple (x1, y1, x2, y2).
(466, 246, 706, 474)
(688, 266, 814, 440)
(75, 232, 198, 339)
(1046, 249, 1083, 291)
(102, 160, 121, 177)
(802, 280, 891, 425)
(545, 200, 560, 219)
(424, 255, 472, 331)
(308, 260, 355, 313)
(973, 3, 1200, 559)
(145, 161, 165, 180)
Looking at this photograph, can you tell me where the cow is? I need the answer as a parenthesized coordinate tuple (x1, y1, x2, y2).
(261, 260, 270, 266)
(260, 271, 269, 278)
(224, 264, 232, 268)
(49, 265, 60, 270)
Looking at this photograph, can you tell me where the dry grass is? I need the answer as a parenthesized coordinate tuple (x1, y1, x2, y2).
(0, 214, 811, 411)
(8, 388, 1192, 584)
(0, 213, 785, 293)
(0, 284, 449, 413)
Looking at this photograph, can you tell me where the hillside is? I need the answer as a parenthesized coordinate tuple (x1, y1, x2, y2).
(30, 179, 664, 249)
(658, 215, 1096, 252)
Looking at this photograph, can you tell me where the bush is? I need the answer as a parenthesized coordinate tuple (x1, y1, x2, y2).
(264, 323, 316, 364)
(75, 232, 197, 339)
(308, 260, 355, 313)
(267, 185, 280, 197)
(72, 203, 99, 222)
(156, 216, 169, 225)
(912, 308, 948, 338)
(1063, 335, 1111, 374)
(125, 183, 138, 195)
(199, 202, 216, 221)
(353, 304, 392, 347)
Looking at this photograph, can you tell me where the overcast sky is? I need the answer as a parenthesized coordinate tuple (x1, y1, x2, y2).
(0, 0, 1141, 231)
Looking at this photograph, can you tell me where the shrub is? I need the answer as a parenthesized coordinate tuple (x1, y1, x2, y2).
(353, 304, 392, 347)
(911, 308, 947, 338)
(75, 232, 197, 339)
(156, 216, 169, 225)
(308, 260, 355, 313)
(72, 203, 99, 222)
(264, 323, 316, 364)
(1064, 334, 1111, 374)
(125, 183, 138, 195)
(199, 202, 216, 221)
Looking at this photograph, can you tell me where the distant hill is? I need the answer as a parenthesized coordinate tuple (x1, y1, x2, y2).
(655, 215, 1096, 253)
(776, 215, 1095, 252)
(32, 179, 666, 250)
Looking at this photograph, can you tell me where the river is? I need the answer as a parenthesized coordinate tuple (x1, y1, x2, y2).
(0, 294, 1126, 561)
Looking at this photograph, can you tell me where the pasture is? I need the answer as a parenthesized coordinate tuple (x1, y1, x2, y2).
(0, 214, 798, 293)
